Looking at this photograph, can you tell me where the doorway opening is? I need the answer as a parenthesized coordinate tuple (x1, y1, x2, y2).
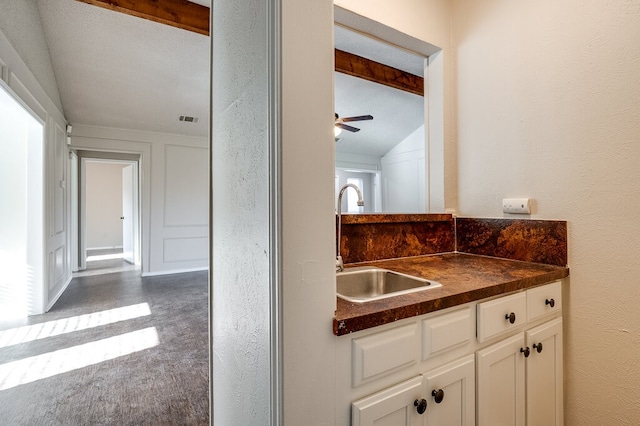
(73, 152, 141, 277)
(335, 168, 381, 213)
(0, 83, 44, 321)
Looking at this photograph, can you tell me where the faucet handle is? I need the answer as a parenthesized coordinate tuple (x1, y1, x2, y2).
(336, 256, 344, 272)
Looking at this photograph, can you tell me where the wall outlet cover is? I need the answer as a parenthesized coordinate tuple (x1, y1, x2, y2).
(503, 198, 531, 214)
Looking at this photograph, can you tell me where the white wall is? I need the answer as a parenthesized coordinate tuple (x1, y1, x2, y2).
(0, 4, 70, 313)
(336, 151, 381, 171)
(0, 0, 63, 111)
(85, 161, 125, 249)
(282, 0, 337, 423)
(211, 0, 336, 423)
(381, 124, 426, 212)
(72, 125, 208, 276)
(211, 1, 272, 423)
(452, 0, 640, 423)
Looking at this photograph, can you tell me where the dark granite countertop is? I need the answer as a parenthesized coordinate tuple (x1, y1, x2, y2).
(333, 252, 569, 336)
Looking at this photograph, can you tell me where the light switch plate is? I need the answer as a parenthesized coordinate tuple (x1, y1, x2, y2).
(503, 198, 530, 214)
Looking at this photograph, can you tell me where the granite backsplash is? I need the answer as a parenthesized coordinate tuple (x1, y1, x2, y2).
(338, 214, 568, 267)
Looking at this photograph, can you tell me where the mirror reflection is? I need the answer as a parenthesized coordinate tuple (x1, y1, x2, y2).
(334, 26, 426, 213)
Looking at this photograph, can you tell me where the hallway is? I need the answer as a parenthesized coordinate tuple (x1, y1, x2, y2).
(0, 269, 209, 425)
(74, 248, 139, 278)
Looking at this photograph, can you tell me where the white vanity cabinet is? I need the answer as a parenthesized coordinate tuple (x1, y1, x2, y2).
(342, 280, 564, 426)
(525, 317, 563, 426)
(423, 355, 475, 426)
(476, 333, 526, 425)
(476, 282, 563, 426)
(352, 376, 425, 426)
(348, 304, 476, 426)
(476, 318, 563, 426)
(352, 355, 475, 426)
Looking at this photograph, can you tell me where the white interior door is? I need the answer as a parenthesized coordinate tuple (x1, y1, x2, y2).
(122, 164, 134, 264)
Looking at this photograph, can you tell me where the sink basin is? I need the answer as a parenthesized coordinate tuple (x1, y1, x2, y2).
(337, 266, 442, 303)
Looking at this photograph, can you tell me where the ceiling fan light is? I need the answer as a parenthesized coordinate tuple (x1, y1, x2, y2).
(334, 126, 342, 137)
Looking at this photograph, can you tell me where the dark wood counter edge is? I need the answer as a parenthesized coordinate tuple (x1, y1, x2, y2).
(333, 256, 569, 336)
(339, 213, 453, 225)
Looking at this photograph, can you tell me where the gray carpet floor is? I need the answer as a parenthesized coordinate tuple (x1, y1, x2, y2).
(0, 268, 209, 425)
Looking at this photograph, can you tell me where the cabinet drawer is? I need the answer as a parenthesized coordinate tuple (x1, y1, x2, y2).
(477, 292, 527, 343)
(422, 307, 473, 360)
(352, 323, 418, 387)
(527, 281, 562, 322)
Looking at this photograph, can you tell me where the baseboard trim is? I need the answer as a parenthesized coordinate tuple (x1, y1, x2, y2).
(87, 246, 124, 251)
(141, 266, 208, 277)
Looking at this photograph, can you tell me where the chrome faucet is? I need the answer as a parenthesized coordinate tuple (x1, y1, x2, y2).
(336, 183, 364, 272)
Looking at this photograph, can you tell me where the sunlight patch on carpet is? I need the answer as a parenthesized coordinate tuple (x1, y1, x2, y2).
(0, 327, 159, 391)
(0, 303, 152, 349)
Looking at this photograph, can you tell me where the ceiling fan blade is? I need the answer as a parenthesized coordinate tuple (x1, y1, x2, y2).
(336, 123, 361, 132)
(341, 114, 373, 123)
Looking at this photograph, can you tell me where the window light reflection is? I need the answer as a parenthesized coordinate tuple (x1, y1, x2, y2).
(0, 327, 159, 391)
(0, 303, 151, 349)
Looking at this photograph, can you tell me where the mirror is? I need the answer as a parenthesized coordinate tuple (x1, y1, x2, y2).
(334, 25, 426, 213)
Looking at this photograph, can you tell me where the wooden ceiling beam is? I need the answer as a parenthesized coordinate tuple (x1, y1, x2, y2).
(76, 0, 210, 36)
(77, 2, 423, 96)
(335, 49, 424, 96)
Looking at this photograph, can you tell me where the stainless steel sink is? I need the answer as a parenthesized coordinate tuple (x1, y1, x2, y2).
(336, 266, 442, 303)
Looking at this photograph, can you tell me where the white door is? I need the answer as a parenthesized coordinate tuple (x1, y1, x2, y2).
(476, 333, 526, 426)
(352, 376, 425, 426)
(526, 318, 563, 426)
(122, 164, 134, 264)
(70, 152, 79, 271)
(424, 355, 475, 426)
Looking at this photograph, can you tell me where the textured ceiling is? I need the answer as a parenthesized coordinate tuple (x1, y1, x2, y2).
(36, 0, 210, 137)
(334, 26, 425, 158)
(334, 72, 423, 157)
(35, 0, 424, 153)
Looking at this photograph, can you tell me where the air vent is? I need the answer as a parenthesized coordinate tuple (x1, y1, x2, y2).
(179, 115, 199, 123)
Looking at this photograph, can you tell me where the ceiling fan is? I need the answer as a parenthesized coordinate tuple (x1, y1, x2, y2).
(335, 113, 373, 134)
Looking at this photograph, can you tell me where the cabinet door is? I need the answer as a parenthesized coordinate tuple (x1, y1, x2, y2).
(352, 376, 425, 426)
(526, 317, 563, 426)
(476, 333, 526, 426)
(424, 354, 475, 426)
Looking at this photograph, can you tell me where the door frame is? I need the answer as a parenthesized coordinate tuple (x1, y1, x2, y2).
(0, 80, 46, 316)
(74, 151, 141, 272)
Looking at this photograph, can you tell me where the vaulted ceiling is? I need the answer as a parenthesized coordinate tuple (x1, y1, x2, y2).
(36, 0, 425, 157)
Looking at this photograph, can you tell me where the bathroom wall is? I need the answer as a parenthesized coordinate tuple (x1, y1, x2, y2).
(452, 0, 640, 422)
